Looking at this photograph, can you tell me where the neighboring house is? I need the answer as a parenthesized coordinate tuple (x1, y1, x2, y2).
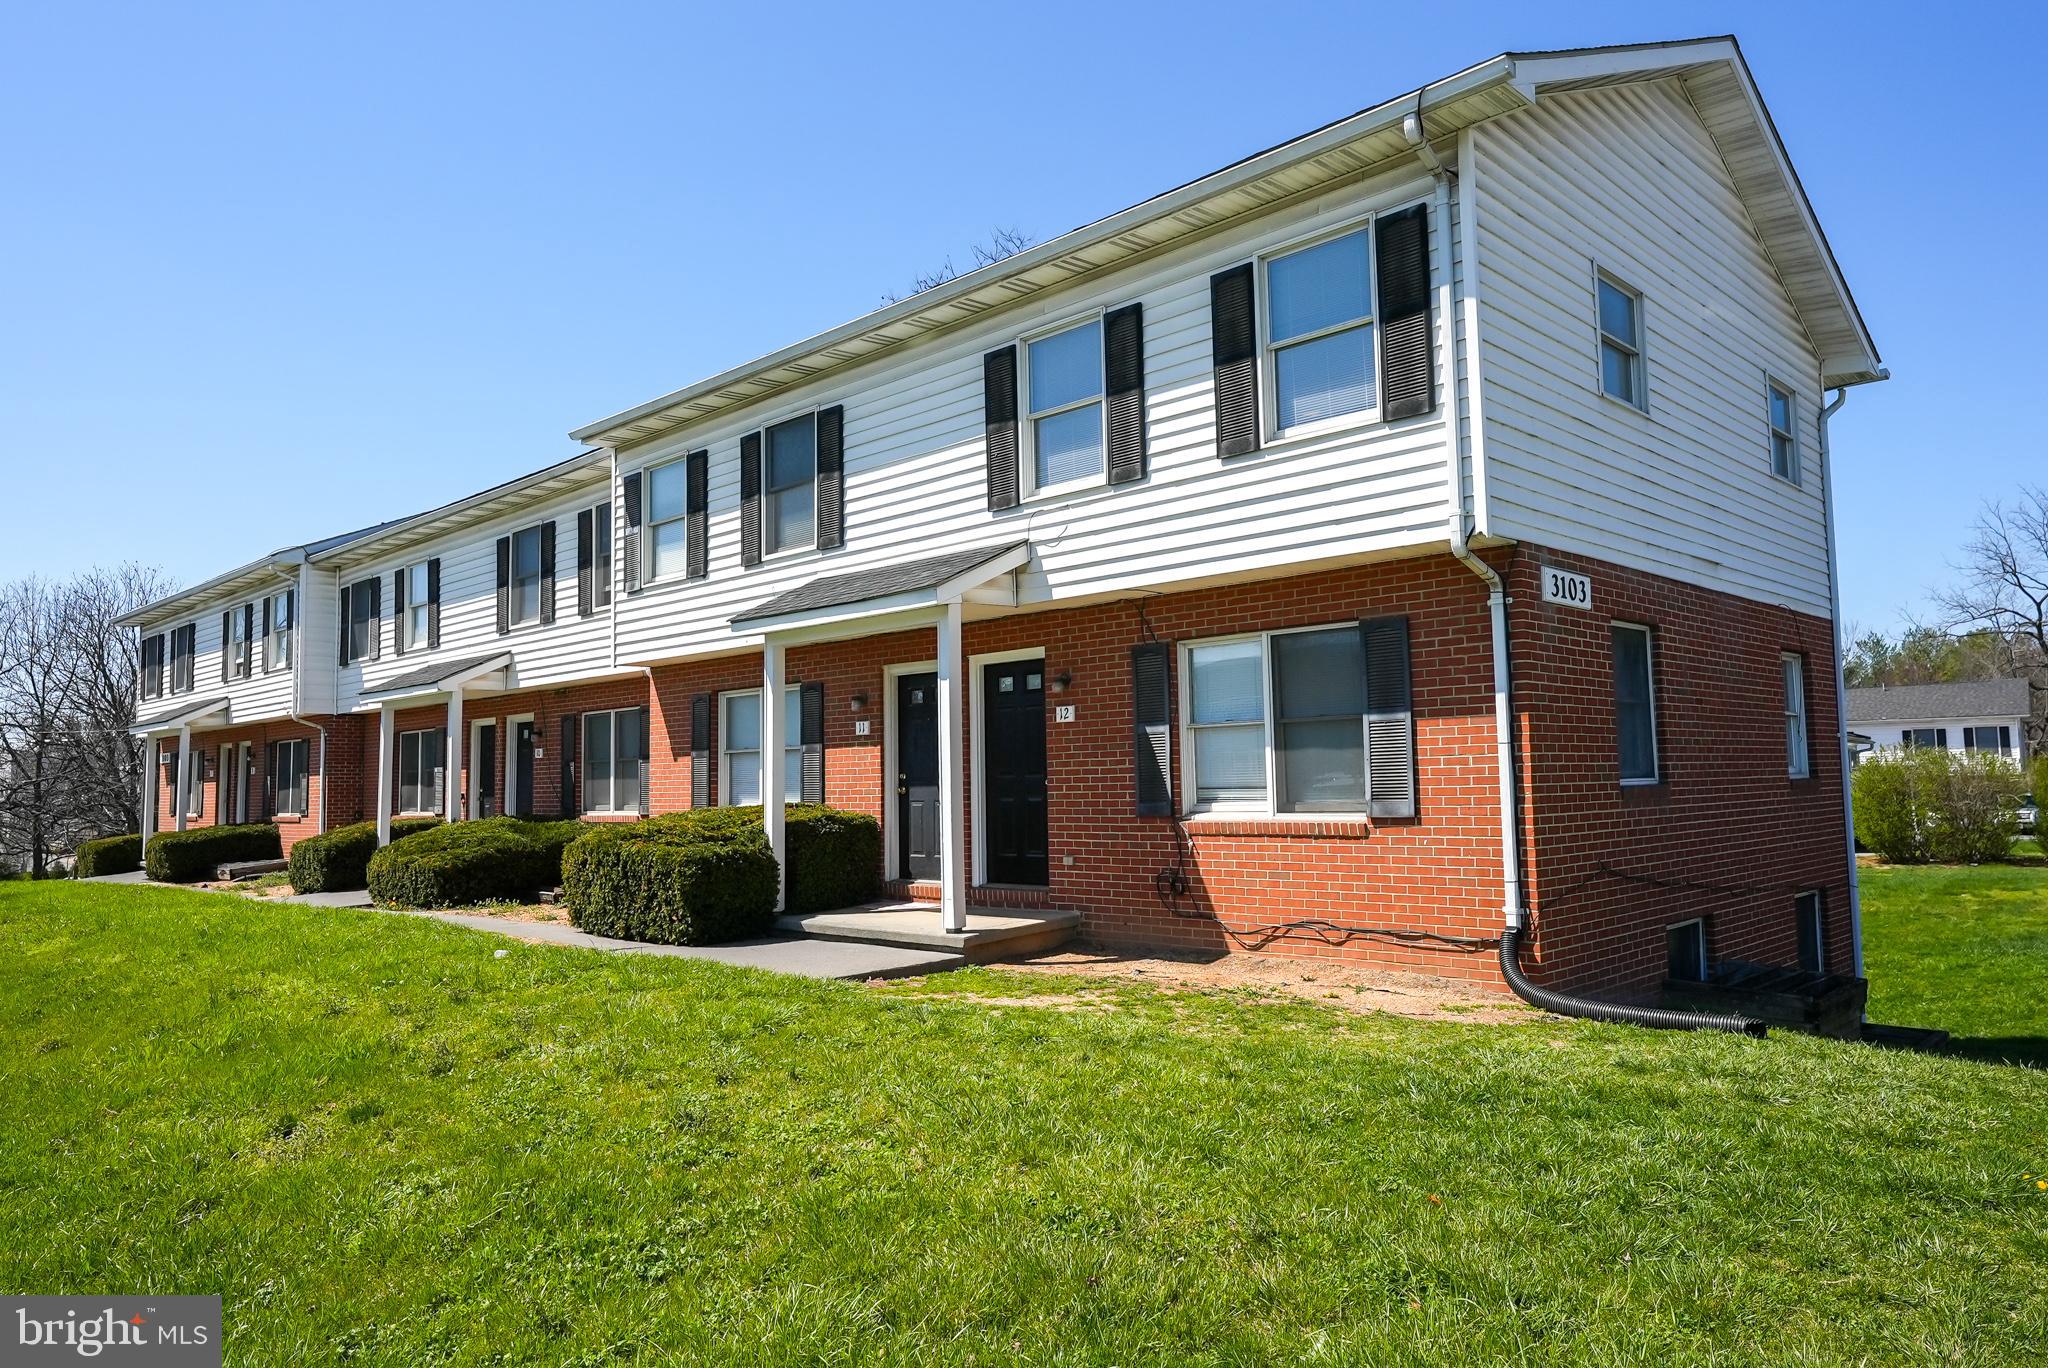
(123, 37, 1886, 998)
(1846, 681, 2032, 764)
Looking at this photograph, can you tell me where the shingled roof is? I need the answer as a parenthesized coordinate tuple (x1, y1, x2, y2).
(1846, 680, 2031, 724)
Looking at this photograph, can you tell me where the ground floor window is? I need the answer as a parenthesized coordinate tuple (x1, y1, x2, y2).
(721, 687, 800, 806)
(1666, 919, 1706, 982)
(1612, 622, 1659, 784)
(398, 728, 446, 815)
(1795, 891, 1825, 972)
(184, 751, 204, 818)
(1962, 725, 2012, 756)
(1901, 727, 1947, 749)
(1183, 624, 1369, 813)
(582, 709, 645, 815)
(273, 738, 309, 818)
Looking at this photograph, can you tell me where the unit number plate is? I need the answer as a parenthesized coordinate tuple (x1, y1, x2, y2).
(1541, 567, 1593, 609)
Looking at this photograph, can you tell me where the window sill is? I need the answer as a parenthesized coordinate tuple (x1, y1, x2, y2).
(1180, 813, 1373, 839)
(1255, 408, 1385, 454)
(1597, 388, 1651, 419)
(1619, 781, 1670, 808)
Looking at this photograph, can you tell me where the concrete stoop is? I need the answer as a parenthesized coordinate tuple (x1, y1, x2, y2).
(775, 901, 1081, 962)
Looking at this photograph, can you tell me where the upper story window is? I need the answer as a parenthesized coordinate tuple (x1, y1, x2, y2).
(1025, 317, 1105, 493)
(646, 461, 688, 581)
(588, 501, 613, 609)
(345, 576, 378, 664)
(765, 414, 817, 554)
(1265, 226, 1375, 430)
(140, 633, 165, 700)
(229, 605, 251, 679)
(721, 686, 801, 806)
(1596, 273, 1646, 409)
(169, 623, 196, 694)
(1782, 652, 1810, 779)
(1767, 381, 1800, 484)
(509, 525, 543, 625)
(266, 591, 293, 671)
(401, 562, 432, 650)
(1611, 622, 1659, 784)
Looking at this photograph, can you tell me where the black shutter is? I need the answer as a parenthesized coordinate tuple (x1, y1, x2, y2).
(800, 680, 824, 804)
(2002, 725, 2013, 752)
(690, 693, 712, 808)
(621, 471, 644, 593)
(368, 578, 382, 661)
(1104, 303, 1148, 485)
(636, 706, 651, 817)
(1362, 616, 1416, 819)
(983, 345, 1020, 511)
(1210, 263, 1260, 458)
(144, 633, 163, 699)
(242, 603, 255, 677)
(337, 585, 351, 665)
(815, 405, 845, 550)
(220, 611, 231, 682)
(686, 450, 709, 580)
(260, 598, 273, 675)
(426, 559, 440, 648)
(576, 507, 594, 617)
(739, 432, 763, 566)
(559, 713, 578, 818)
(495, 537, 511, 635)
(539, 521, 556, 625)
(1375, 202, 1434, 421)
(1132, 642, 1172, 816)
(391, 569, 406, 656)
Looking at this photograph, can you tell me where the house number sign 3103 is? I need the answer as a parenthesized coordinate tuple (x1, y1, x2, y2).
(1540, 567, 1593, 609)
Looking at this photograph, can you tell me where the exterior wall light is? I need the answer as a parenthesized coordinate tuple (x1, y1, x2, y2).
(1050, 672, 1072, 694)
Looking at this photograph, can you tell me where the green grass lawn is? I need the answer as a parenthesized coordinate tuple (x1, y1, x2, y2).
(1862, 860, 2048, 1067)
(2, 881, 2045, 1364)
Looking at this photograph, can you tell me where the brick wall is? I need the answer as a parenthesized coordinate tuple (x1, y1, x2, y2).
(148, 719, 340, 851)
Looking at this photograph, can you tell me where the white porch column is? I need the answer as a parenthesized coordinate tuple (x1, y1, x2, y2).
(936, 597, 967, 934)
(445, 687, 464, 823)
(174, 725, 193, 832)
(375, 702, 395, 845)
(762, 638, 787, 911)
(138, 740, 157, 846)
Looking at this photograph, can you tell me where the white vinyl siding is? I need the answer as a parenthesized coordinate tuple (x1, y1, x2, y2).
(1783, 653, 1810, 779)
(721, 687, 800, 806)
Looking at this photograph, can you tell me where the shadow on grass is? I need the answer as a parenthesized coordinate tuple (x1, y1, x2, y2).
(1937, 1035, 2048, 1069)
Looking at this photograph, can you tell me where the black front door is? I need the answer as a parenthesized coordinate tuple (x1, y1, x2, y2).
(983, 660, 1048, 886)
(512, 720, 536, 817)
(475, 723, 499, 819)
(897, 673, 941, 879)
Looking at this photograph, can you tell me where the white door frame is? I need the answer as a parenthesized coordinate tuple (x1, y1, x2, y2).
(236, 741, 252, 823)
(219, 743, 233, 825)
(469, 715, 497, 819)
(882, 659, 939, 882)
(504, 712, 535, 817)
(967, 645, 1045, 889)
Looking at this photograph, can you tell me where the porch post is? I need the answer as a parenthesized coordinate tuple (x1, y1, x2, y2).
(762, 638, 787, 911)
(936, 597, 967, 934)
(375, 702, 395, 845)
(138, 739, 157, 847)
(174, 725, 192, 832)
(445, 686, 464, 823)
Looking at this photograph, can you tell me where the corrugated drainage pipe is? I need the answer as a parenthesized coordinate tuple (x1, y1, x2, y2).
(1500, 928, 1767, 1037)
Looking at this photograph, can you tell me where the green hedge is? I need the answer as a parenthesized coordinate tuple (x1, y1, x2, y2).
(74, 834, 143, 879)
(562, 804, 879, 945)
(366, 816, 585, 908)
(145, 824, 282, 883)
(288, 816, 442, 893)
(1854, 748, 2024, 864)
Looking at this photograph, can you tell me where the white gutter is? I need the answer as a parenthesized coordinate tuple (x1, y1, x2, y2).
(1818, 380, 1877, 979)
(1408, 109, 1524, 931)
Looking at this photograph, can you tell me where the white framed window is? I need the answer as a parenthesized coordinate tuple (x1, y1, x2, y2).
(588, 500, 614, 608)
(397, 727, 447, 815)
(1782, 653, 1810, 779)
(230, 605, 251, 679)
(183, 751, 204, 818)
(1263, 224, 1376, 432)
(1181, 623, 1368, 814)
(273, 738, 308, 818)
(1596, 271, 1646, 409)
(581, 708, 644, 815)
(170, 623, 196, 694)
(1612, 622, 1659, 784)
(720, 687, 801, 806)
(1794, 890, 1825, 972)
(509, 525, 543, 625)
(765, 413, 817, 554)
(1902, 727, 1947, 750)
(402, 561, 432, 650)
(646, 459, 689, 581)
(1666, 919, 1706, 982)
(1022, 314, 1106, 494)
(345, 577, 378, 663)
(267, 591, 293, 670)
(1767, 381, 1799, 484)
(1963, 725, 2012, 756)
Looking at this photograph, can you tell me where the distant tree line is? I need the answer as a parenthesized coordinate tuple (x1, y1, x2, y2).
(0, 565, 168, 876)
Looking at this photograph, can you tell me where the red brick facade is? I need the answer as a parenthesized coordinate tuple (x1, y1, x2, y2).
(156, 544, 1848, 996)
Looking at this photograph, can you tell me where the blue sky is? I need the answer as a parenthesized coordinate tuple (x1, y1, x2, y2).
(3, 1, 2037, 631)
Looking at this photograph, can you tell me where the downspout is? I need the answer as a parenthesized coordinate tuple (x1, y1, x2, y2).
(1818, 383, 1864, 979)
(1407, 108, 1763, 1036)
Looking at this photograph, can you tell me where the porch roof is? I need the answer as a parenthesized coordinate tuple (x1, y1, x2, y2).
(361, 651, 514, 701)
(731, 542, 1029, 631)
(132, 695, 231, 735)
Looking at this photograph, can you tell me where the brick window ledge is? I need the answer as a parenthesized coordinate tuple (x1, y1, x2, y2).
(1181, 815, 1373, 839)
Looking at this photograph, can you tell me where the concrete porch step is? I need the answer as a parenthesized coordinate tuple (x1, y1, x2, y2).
(216, 858, 288, 881)
(775, 901, 1081, 962)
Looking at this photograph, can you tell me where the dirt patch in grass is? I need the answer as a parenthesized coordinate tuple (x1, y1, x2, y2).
(447, 901, 572, 925)
(986, 942, 1530, 1023)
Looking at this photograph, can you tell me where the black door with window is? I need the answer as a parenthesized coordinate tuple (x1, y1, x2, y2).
(475, 723, 499, 819)
(983, 660, 1048, 886)
(512, 720, 536, 818)
(896, 673, 940, 879)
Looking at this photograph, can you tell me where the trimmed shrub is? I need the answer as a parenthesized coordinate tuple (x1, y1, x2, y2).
(288, 817, 441, 893)
(564, 815, 780, 945)
(145, 824, 282, 883)
(366, 816, 585, 908)
(74, 834, 143, 879)
(1854, 748, 2023, 864)
(784, 804, 882, 915)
